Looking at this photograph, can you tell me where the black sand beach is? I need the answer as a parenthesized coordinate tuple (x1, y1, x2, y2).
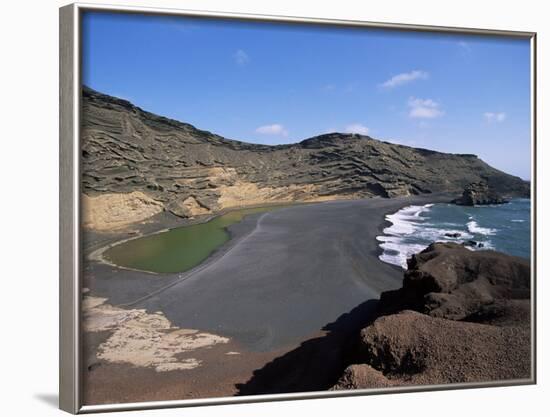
(82, 194, 454, 403)
(87, 195, 450, 350)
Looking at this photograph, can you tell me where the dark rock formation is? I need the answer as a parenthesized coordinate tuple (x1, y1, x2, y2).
(452, 181, 508, 206)
(333, 310, 530, 388)
(464, 240, 484, 248)
(81, 87, 529, 223)
(379, 242, 530, 320)
(330, 364, 393, 390)
(332, 243, 531, 390)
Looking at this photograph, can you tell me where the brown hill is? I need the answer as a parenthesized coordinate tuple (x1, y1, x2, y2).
(81, 87, 529, 229)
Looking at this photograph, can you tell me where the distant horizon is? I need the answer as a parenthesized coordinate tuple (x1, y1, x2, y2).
(82, 12, 532, 180)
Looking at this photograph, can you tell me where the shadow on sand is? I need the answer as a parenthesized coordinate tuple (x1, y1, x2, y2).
(235, 299, 379, 395)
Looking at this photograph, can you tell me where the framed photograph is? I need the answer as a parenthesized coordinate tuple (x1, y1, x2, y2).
(59, 2, 536, 414)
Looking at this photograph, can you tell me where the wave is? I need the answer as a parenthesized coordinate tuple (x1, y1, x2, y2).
(383, 204, 433, 235)
(377, 235, 427, 270)
(467, 220, 497, 236)
(377, 199, 530, 268)
(377, 204, 476, 269)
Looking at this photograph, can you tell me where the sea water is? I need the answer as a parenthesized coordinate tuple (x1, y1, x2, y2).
(377, 198, 531, 269)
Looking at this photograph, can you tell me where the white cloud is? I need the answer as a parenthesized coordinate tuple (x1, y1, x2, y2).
(255, 124, 288, 136)
(381, 70, 429, 88)
(344, 123, 370, 135)
(484, 112, 507, 123)
(408, 97, 444, 119)
(233, 49, 250, 66)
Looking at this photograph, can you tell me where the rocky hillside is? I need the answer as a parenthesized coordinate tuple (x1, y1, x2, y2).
(332, 243, 531, 389)
(81, 87, 529, 230)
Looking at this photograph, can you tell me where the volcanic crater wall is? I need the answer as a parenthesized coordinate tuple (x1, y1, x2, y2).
(81, 87, 529, 230)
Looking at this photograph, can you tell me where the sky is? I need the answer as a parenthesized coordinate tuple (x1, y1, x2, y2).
(82, 12, 532, 179)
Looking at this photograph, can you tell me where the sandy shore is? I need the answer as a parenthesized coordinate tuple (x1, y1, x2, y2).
(82, 194, 454, 404)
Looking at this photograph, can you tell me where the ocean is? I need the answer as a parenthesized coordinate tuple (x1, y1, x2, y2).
(377, 198, 531, 269)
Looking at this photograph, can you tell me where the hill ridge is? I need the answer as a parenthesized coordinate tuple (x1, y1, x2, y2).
(81, 87, 529, 229)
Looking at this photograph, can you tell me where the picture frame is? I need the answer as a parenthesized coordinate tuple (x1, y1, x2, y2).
(60, 3, 537, 414)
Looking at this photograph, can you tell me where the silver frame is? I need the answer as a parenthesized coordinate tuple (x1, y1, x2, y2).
(59, 2, 537, 414)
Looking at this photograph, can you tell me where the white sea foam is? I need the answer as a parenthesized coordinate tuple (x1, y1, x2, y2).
(423, 222, 461, 227)
(377, 236, 426, 269)
(467, 220, 497, 236)
(463, 239, 495, 251)
(377, 204, 482, 269)
(383, 204, 430, 235)
(377, 199, 529, 268)
(417, 227, 473, 241)
(414, 203, 433, 216)
(376, 204, 433, 269)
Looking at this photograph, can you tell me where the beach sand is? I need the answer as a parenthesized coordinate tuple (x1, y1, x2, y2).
(82, 194, 453, 404)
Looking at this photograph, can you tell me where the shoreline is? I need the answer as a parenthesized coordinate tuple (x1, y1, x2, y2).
(331, 241, 531, 391)
(376, 198, 532, 270)
(86, 200, 318, 275)
(113, 194, 454, 309)
(82, 193, 457, 405)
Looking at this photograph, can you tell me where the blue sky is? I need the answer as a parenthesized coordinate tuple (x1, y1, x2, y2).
(82, 12, 532, 179)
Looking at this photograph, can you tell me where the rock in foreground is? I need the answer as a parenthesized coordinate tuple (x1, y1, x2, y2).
(332, 243, 531, 390)
(334, 310, 530, 388)
(380, 242, 530, 320)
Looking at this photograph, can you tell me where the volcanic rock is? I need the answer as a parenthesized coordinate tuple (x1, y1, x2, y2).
(452, 181, 508, 206)
(332, 243, 531, 390)
(463, 240, 484, 248)
(330, 364, 393, 390)
(332, 310, 530, 389)
(379, 242, 530, 320)
(81, 87, 529, 230)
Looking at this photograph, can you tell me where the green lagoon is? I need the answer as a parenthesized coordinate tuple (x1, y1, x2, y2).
(103, 206, 286, 274)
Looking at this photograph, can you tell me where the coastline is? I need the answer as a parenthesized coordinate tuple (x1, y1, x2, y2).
(376, 198, 532, 269)
(331, 241, 531, 391)
(82, 193, 456, 404)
